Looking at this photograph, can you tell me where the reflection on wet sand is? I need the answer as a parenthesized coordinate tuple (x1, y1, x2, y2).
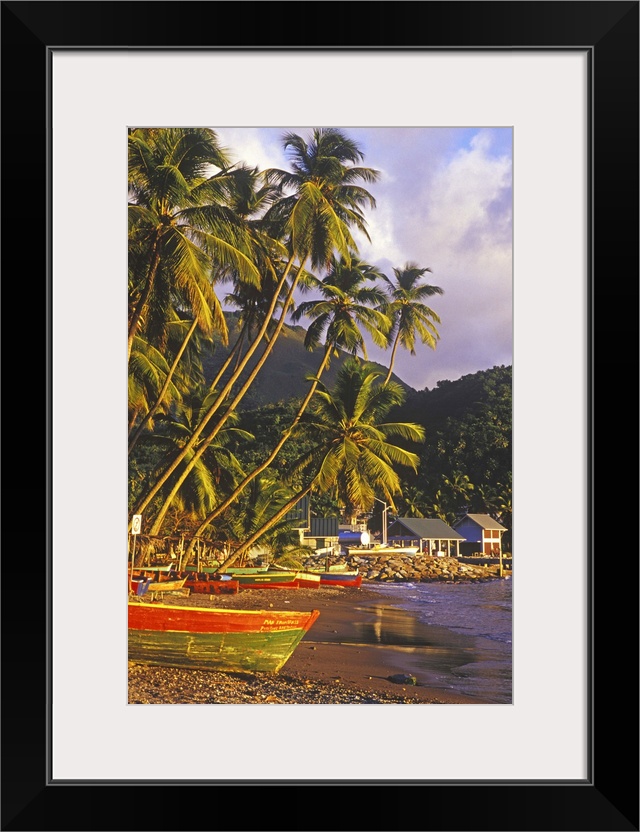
(308, 602, 508, 702)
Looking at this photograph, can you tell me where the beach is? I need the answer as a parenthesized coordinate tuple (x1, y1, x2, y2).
(128, 583, 504, 705)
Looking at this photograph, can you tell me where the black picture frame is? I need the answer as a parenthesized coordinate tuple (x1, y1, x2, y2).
(2, 2, 638, 830)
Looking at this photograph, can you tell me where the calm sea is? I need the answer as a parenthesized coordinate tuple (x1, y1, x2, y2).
(360, 578, 513, 704)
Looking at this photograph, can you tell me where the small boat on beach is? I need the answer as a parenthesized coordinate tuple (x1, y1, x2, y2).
(146, 575, 188, 593)
(315, 571, 363, 588)
(185, 574, 240, 595)
(269, 564, 321, 588)
(184, 564, 270, 575)
(345, 545, 419, 557)
(129, 575, 153, 597)
(232, 571, 302, 589)
(128, 602, 320, 673)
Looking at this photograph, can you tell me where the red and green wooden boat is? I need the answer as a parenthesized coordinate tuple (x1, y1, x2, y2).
(128, 602, 320, 673)
(269, 564, 321, 589)
(316, 571, 362, 588)
(184, 565, 270, 575)
(232, 571, 301, 589)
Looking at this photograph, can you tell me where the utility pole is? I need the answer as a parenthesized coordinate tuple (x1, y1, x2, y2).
(374, 498, 388, 546)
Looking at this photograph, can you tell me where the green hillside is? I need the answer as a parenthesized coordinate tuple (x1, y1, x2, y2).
(202, 312, 414, 408)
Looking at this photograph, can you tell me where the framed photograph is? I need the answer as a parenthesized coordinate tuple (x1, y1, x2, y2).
(3, 2, 637, 830)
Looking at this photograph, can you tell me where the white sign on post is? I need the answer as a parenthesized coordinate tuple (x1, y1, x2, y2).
(131, 514, 142, 535)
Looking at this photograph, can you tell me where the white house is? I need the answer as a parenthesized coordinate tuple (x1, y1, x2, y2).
(386, 517, 466, 557)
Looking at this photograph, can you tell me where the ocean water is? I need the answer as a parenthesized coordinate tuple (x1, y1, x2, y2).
(358, 578, 513, 704)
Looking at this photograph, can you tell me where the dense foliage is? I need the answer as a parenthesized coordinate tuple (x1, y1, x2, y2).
(127, 127, 510, 568)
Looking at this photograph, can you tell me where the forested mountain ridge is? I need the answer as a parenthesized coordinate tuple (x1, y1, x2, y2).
(387, 365, 512, 527)
(200, 312, 413, 408)
(233, 364, 512, 531)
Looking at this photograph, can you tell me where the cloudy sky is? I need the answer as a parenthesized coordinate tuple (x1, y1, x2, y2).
(212, 126, 512, 392)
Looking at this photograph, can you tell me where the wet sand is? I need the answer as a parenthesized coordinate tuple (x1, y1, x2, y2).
(129, 583, 496, 704)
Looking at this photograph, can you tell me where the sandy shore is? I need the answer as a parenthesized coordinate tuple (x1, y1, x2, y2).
(128, 583, 494, 705)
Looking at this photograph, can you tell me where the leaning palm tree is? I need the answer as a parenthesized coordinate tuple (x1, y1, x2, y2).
(134, 128, 380, 532)
(291, 255, 390, 358)
(216, 360, 425, 572)
(128, 127, 260, 359)
(139, 387, 253, 536)
(380, 262, 443, 384)
(182, 255, 391, 556)
(290, 359, 426, 524)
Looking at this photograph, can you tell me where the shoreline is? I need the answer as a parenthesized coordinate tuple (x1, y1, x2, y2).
(128, 583, 503, 704)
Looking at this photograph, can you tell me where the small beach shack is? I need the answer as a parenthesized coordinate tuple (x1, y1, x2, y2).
(386, 517, 466, 557)
(452, 513, 507, 556)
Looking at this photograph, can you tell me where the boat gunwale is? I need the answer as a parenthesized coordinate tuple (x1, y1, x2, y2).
(127, 601, 319, 617)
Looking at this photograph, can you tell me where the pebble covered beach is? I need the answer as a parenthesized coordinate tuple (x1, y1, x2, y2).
(128, 582, 498, 705)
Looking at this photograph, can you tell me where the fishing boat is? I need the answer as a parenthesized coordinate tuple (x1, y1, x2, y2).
(269, 564, 321, 589)
(128, 602, 320, 673)
(292, 571, 321, 589)
(129, 575, 153, 597)
(232, 571, 301, 589)
(146, 575, 188, 593)
(184, 574, 240, 595)
(184, 564, 269, 575)
(315, 571, 363, 588)
(345, 544, 419, 557)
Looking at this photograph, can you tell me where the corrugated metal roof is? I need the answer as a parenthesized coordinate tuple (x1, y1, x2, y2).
(309, 516, 339, 537)
(387, 517, 466, 540)
(453, 513, 507, 531)
(284, 495, 310, 528)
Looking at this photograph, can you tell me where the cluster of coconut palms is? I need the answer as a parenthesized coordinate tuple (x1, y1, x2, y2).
(128, 127, 444, 570)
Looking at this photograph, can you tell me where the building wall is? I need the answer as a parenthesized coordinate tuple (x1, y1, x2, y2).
(453, 518, 483, 543)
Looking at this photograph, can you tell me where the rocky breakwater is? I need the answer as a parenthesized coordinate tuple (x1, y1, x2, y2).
(303, 553, 502, 583)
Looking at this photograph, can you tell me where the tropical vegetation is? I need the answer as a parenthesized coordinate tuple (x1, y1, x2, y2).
(128, 126, 510, 569)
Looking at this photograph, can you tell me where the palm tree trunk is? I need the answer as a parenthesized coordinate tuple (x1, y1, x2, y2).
(217, 484, 314, 573)
(128, 317, 199, 453)
(383, 332, 401, 385)
(146, 257, 310, 535)
(130, 252, 300, 526)
(231, 328, 246, 372)
(183, 344, 334, 557)
(128, 235, 161, 361)
(207, 320, 248, 393)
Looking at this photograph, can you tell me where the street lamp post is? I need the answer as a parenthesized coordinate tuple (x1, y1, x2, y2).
(374, 498, 389, 546)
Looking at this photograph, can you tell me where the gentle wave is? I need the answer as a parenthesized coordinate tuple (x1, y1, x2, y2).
(367, 579, 513, 703)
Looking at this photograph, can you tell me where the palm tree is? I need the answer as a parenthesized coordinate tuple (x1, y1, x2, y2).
(128, 127, 260, 359)
(218, 475, 314, 569)
(133, 128, 380, 532)
(441, 471, 475, 514)
(182, 255, 391, 555)
(380, 262, 443, 384)
(128, 316, 202, 452)
(292, 255, 390, 358)
(290, 360, 425, 525)
(395, 485, 428, 518)
(139, 387, 253, 534)
(216, 359, 424, 571)
(127, 335, 182, 435)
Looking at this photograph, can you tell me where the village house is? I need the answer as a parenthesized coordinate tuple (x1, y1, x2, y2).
(386, 517, 466, 557)
(452, 513, 508, 556)
(300, 516, 341, 558)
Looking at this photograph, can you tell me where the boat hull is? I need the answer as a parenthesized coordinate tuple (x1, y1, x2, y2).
(232, 572, 300, 589)
(186, 578, 240, 595)
(318, 573, 362, 588)
(345, 546, 419, 556)
(184, 565, 269, 574)
(128, 603, 320, 673)
(146, 577, 188, 593)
